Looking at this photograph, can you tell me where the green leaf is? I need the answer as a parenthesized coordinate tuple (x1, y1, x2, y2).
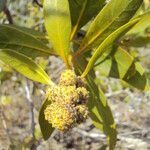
(39, 98, 54, 140)
(82, 19, 139, 77)
(127, 11, 150, 36)
(77, 0, 143, 55)
(122, 11, 150, 47)
(122, 36, 150, 47)
(44, 0, 71, 66)
(95, 47, 135, 79)
(124, 62, 150, 91)
(87, 79, 117, 149)
(95, 47, 149, 91)
(0, 49, 51, 84)
(0, 25, 53, 58)
(75, 57, 117, 149)
(8, 24, 50, 45)
(9, 24, 46, 39)
(69, 0, 106, 39)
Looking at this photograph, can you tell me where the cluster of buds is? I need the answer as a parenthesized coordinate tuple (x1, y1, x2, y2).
(44, 70, 89, 131)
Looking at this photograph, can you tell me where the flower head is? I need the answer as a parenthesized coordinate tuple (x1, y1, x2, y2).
(77, 87, 89, 104)
(44, 102, 77, 131)
(44, 69, 90, 132)
(76, 105, 89, 123)
(59, 69, 77, 86)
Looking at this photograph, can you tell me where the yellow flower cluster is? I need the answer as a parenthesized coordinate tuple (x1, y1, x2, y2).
(44, 69, 89, 131)
(44, 103, 76, 131)
(59, 69, 77, 86)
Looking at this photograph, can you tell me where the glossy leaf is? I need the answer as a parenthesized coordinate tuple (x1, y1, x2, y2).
(44, 0, 71, 66)
(0, 49, 51, 84)
(95, 47, 149, 90)
(82, 19, 139, 77)
(75, 57, 117, 149)
(39, 98, 54, 140)
(0, 25, 53, 58)
(77, 0, 143, 55)
(69, 0, 106, 39)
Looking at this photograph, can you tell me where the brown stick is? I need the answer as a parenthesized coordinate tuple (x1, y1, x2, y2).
(33, 0, 43, 8)
(3, 6, 13, 24)
(2, 0, 13, 24)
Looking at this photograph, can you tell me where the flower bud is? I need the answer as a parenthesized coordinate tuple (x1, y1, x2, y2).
(76, 105, 89, 123)
(77, 87, 89, 104)
(46, 85, 79, 104)
(76, 76, 86, 88)
(44, 102, 77, 131)
(60, 86, 79, 105)
(59, 69, 77, 86)
(46, 85, 62, 103)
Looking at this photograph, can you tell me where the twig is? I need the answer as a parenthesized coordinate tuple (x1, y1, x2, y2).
(24, 80, 35, 140)
(33, 0, 43, 8)
(73, 128, 105, 140)
(105, 89, 128, 98)
(119, 129, 150, 137)
(4, 7, 13, 24)
(73, 128, 150, 143)
(3, 0, 13, 24)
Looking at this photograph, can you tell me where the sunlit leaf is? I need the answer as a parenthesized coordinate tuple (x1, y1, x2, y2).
(0, 49, 52, 84)
(82, 19, 139, 77)
(95, 47, 149, 90)
(128, 11, 150, 36)
(122, 11, 150, 47)
(44, 0, 71, 66)
(77, 0, 143, 55)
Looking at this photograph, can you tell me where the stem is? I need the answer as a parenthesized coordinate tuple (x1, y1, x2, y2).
(63, 54, 73, 69)
(64, 58, 70, 69)
(73, 46, 85, 59)
(81, 72, 86, 78)
(24, 80, 35, 140)
(4, 6, 13, 24)
(33, 0, 43, 8)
